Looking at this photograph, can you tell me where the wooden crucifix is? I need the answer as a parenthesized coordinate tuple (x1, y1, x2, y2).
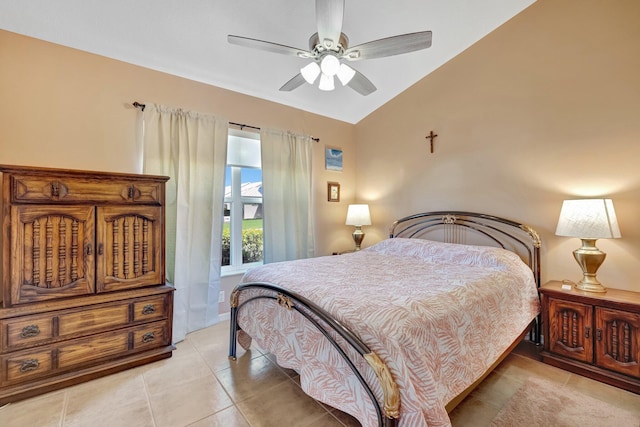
(425, 130, 438, 153)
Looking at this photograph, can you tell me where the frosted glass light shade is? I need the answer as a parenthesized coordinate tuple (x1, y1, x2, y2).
(318, 73, 335, 91)
(555, 199, 621, 239)
(337, 63, 356, 86)
(300, 62, 320, 84)
(345, 204, 371, 226)
(320, 54, 340, 76)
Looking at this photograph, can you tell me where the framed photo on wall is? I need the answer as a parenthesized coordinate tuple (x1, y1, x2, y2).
(327, 182, 340, 202)
(325, 146, 343, 171)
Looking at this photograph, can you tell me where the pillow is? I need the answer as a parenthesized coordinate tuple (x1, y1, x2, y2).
(364, 238, 524, 269)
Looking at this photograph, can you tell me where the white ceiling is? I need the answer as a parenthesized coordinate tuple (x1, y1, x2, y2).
(0, 0, 535, 124)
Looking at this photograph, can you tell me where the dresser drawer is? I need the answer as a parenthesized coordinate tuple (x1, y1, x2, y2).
(57, 304, 130, 337)
(57, 331, 130, 370)
(133, 296, 168, 322)
(132, 323, 169, 351)
(2, 350, 54, 384)
(11, 175, 162, 205)
(1, 320, 170, 386)
(2, 315, 55, 349)
(1, 294, 170, 352)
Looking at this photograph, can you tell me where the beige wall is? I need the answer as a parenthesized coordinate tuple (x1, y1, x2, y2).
(355, 0, 640, 291)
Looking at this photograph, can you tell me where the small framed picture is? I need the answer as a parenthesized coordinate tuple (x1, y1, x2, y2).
(325, 146, 343, 171)
(327, 182, 340, 202)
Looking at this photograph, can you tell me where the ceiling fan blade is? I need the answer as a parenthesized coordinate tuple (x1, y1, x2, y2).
(343, 31, 432, 61)
(279, 73, 307, 92)
(228, 35, 312, 58)
(347, 70, 376, 96)
(316, 0, 344, 50)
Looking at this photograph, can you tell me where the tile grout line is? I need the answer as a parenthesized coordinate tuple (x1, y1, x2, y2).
(186, 333, 252, 426)
(59, 389, 69, 427)
(141, 367, 159, 427)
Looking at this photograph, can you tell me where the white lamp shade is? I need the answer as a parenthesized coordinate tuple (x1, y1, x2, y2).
(555, 199, 621, 239)
(345, 204, 371, 226)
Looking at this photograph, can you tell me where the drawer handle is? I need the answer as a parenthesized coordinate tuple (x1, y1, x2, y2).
(51, 182, 59, 197)
(596, 329, 602, 341)
(585, 326, 590, 339)
(20, 324, 41, 338)
(142, 332, 156, 343)
(20, 359, 40, 373)
(142, 304, 156, 315)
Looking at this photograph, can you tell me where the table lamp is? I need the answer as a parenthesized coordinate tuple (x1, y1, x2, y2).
(345, 204, 371, 251)
(555, 199, 621, 293)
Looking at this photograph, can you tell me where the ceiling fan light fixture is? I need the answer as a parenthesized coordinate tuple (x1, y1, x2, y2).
(318, 73, 335, 91)
(337, 63, 356, 85)
(320, 54, 340, 77)
(300, 62, 321, 84)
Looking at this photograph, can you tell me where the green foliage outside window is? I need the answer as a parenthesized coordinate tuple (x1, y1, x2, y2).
(221, 224, 263, 265)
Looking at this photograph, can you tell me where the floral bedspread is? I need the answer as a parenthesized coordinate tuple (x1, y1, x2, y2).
(236, 238, 540, 427)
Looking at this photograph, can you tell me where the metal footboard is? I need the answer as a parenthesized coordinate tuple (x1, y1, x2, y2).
(229, 282, 399, 427)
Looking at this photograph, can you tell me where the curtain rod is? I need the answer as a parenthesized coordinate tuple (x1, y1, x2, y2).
(132, 102, 319, 142)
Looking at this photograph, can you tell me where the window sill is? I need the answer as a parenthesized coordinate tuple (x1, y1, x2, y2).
(221, 262, 263, 278)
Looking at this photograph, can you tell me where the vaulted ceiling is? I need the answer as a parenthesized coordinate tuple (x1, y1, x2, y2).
(0, 0, 535, 124)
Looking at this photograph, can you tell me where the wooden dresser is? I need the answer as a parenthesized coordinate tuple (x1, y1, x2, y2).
(0, 165, 173, 404)
(540, 280, 640, 393)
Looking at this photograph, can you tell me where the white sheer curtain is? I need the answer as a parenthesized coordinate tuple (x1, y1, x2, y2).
(260, 128, 315, 263)
(141, 104, 228, 342)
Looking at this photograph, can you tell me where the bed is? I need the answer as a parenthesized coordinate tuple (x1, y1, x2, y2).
(229, 211, 541, 427)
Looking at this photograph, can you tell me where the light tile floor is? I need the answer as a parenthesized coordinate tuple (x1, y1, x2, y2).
(2, 320, 640, 427)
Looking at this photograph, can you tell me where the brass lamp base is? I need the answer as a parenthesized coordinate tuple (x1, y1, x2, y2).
(573, 238, 607, 293)
(352, 226, 365, 251)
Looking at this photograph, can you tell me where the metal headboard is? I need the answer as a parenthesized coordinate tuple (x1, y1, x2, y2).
(389, 211, 542, 288)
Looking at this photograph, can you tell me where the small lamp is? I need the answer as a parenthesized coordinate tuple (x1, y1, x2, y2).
(345, 204, 371, 251)
(555, 199, 621, 293)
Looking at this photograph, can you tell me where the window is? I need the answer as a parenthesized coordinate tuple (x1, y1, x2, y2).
(222, 131, 263, 274)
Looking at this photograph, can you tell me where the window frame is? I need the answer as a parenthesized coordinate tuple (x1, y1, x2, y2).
(222, 131, 263, 276)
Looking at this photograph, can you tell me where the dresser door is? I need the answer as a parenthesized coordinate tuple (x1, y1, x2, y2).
(96, 206, 164, 292)
(547, 298, 593, 363)
(10, 206, 95, 305)
(595, 307, 640, 377)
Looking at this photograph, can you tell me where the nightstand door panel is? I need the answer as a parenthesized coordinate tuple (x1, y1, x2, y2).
(595, 307, 640, 377)
(548, 298, 593, 363)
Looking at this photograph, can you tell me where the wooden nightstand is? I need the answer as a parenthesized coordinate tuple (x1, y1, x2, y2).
(540, 280, 640, 393)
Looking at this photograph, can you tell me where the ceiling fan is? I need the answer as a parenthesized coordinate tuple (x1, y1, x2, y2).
(228, 0, 432, 96)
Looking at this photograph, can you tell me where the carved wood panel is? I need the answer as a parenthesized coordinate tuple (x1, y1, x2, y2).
(10, 205, 95, 305)
(547, 297, 593, 363)
(596, 307, 640, 377)
(96, 205, 163, 293)
(11, 175, 162, 205)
